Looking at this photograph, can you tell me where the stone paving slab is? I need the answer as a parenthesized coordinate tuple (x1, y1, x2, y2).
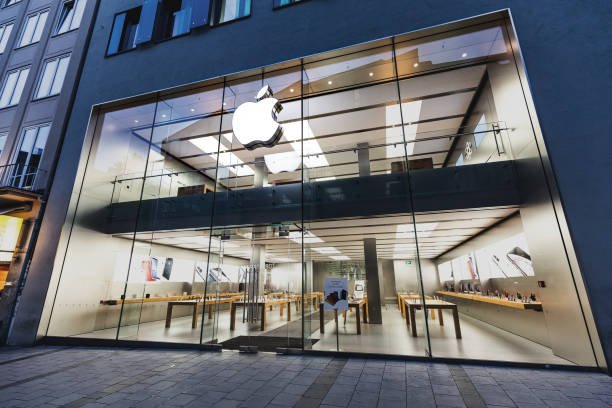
(0, 346, 608, 407)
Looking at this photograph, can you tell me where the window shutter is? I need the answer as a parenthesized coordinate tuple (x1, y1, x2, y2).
(135, 0, 159, 45)
(190, 0, 211, 29)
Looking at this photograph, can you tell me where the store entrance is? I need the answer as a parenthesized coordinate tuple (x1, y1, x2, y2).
(203, 225, 307, 352)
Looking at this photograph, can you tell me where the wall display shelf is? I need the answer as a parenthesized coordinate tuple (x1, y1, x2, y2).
(435, 291, 543, 311)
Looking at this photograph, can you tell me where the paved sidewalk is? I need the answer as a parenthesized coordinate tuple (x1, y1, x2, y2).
(0, 346, 609, 407)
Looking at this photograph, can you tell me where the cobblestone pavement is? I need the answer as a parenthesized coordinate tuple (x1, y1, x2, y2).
(0, 346, 610, 407)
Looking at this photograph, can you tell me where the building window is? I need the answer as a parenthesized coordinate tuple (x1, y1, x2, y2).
(0, 66, 30, 109)
(107, 7, 141, 55)
(211, 0, 251, 25)
(273, 0, 304, 8)
(156, 0, 192, 40)
(0, 22, 14, 54)
(18, 10, 49, 47)
(35, 54, 71, 99)
(11, 124, 49, 189)
(2, 0, 22, 7)
(0, 132, 7, 155)
(55, 0, 86, 35)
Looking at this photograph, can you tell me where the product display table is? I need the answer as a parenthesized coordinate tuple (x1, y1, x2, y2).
(229, 298, 292, 331)
(319, 299, 368, 335)
(435, 291, 543, 311)
(100, 292, 244, 305)
(404, 299, 462, 339)
(397, 293, 435, 319)
(165, 297, 242, 329)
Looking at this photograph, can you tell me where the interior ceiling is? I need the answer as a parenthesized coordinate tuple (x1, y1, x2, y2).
(116, 207, 518, 263)
(140, 63, 487, 188)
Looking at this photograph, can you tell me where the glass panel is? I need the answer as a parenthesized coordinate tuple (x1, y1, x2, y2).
(301, 44, 429, 356)
(0, 23, 13, 53)
(107, 13, 125, 55)
(9, 67, 29, 105)
(207, 66, 303, 351)
(0, 71, 18, 107)
(9, 125, 48, 191)
(274, 0, 303, 8)
(157, 0, 192, 39)
(56, 0, 75, 34)
(36, 59, 58, 99)
(19, 14, 37, 46)
(50, 56, 70, 95)
(31, 11, 48, 43)
(70, 0, 86, 31)
(0, 132, 7, 154)
(114, 84, 224, 343)
(46, 102, 157, 340)
(213, 0, 251, 25)
(405, 21, 597, 367)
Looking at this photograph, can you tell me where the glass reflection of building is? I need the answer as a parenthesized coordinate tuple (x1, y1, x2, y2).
(43, 17, 599, 367)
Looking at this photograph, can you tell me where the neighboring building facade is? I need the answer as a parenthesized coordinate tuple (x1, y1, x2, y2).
(4, 0, 612, 371)
(0, 0, 97, 343)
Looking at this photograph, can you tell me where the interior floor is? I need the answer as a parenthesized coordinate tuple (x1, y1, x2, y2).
(72, 303, 572, 365)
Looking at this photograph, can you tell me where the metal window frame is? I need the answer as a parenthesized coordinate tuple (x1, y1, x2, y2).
(0, 20, 14, 54)
(16, 8, 50, 48)
(33, 53, 71, 100)
(106, 6, 142, 56)
(54, 0, 82, 35)
(0, 65, 30, 109)
(10, 123, 51, 189)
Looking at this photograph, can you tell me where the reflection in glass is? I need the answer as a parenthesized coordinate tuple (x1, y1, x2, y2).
(211, 0, 251, 25)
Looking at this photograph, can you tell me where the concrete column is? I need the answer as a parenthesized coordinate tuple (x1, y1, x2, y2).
(363, 238, 382, 324)
(251, 244, 266, 298)
(254, 157, 268, 187)
(357, 143, 370, 177)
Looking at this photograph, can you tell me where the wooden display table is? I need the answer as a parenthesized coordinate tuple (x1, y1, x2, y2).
(397, 293, 435, 319)
(229, 298, 292, 331)
(319, 299, 368, 335)
(404, 299, 462, 339)
(293, 292, 324, 312)
(435, 291, 543, 311)
(101, 292, 244, 306)
(165, 297, 241, 329)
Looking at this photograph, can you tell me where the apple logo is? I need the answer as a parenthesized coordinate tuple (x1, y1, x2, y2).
(264, 151, 301, 174)
(232, 85, 283, 150)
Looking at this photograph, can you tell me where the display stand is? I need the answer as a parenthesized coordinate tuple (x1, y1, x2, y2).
(334, 309, 339, 351)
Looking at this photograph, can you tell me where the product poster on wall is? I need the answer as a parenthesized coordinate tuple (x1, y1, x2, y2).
(479, 233, 534, 278)
(324, 277, 348, 311)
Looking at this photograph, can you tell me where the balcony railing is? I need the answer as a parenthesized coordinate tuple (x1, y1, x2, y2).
(0, 164, 47, 192)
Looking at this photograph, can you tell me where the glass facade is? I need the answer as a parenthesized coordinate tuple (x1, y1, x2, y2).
(44, 17, 599, 366)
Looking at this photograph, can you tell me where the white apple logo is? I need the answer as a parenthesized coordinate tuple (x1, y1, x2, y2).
(232, 85, 283, 150)
(264, 151, 301, 174)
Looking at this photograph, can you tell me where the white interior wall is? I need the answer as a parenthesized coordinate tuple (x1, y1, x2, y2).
(269, 262, 302, 293)
(393, 258, 439, 295)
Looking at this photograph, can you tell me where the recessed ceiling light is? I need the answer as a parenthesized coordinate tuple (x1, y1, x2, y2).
(223, 102, 227, 106)
(134, 120, 139, 123)
(368, 72, 374, 77)
(330, 255, 350, 261)
(313, 247, 340, 254)
(327, 80, 333, 85)
(190, 108, 195, 112)
(161, 114, 167, 118)
(461, 52, 468, 58)
(413, 62, 419, 68)
(290, 88, 294, 93)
